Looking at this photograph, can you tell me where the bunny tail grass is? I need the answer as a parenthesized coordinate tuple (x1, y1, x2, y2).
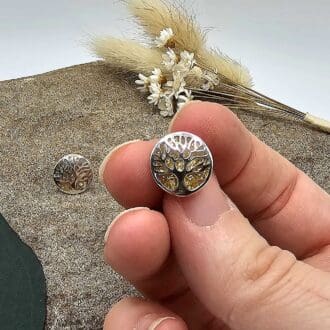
(198, 48, 253, 88)
(126, 0, 205, 53)
(91, 37, 163, 75)
(126, 0, 253, 88)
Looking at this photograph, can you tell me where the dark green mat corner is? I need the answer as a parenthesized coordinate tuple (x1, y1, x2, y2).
(0, 213, 46, 330)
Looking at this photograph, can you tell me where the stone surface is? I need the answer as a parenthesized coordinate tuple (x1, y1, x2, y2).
(0, 62, 329, 329)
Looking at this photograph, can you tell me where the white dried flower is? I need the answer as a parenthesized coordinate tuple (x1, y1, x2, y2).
(178, 50, 196, 71)
(150, 68, 163, 83)
(166, 71, 186, 98)
(155, 28, 174, 48)
(169, 51, 196, 76)
(201, 81, 211, 91)
(135, 73, 150, 92)
(147, 82, 162, 105)
(177, 89, 194, 110)
(162, 48, 178, 70)
(158, 94, 174, 117)
(202, 70, 219, 90)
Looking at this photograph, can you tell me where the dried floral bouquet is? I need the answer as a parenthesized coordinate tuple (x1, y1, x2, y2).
(92, 0, 330, 133)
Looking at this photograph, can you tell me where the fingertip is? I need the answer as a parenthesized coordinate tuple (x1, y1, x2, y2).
(149, 317, 187, 330)
(104, 207, 150, 243)
(99, 139, 141, 185)
(169, 101, 238, 136)
(104, 297, 187, 330)
(104, 208, 171, 281)
(168, 100, 202, 132)
(101, 140, 163, 208)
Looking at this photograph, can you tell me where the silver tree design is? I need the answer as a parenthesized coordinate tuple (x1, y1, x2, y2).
(54, 155, 93, 194)
(151, 133, 212, 195)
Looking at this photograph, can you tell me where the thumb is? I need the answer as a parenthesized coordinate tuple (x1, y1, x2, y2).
(163, 174, 330, 330)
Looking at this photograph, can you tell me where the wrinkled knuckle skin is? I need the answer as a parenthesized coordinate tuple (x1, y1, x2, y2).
(244, 246, 295, 283)
(227, 246, 297, 324)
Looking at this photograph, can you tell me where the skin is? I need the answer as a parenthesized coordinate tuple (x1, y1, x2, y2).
(100, 102, 330, 330)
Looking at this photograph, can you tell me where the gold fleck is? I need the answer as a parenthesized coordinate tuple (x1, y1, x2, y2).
(183, 168, 210, 191)
(168, 149, 180, 160)
(186, 158, 204, 172)
(165, 157, 175, 170)
(158, 173, 179, 192)
(175, 158, 185, 172)
(182, 149, 191, 159)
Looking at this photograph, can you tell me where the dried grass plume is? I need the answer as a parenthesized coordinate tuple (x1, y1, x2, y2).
(91, 37, 163, 75)
(126, 0, 253, 87)
(126, 0, 205, 53)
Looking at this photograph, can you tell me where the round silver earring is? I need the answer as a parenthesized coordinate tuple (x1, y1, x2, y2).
(53, 154, 93, 194)
(150, 132, 213, 196)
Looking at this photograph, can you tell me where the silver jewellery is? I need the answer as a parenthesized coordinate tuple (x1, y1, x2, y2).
(53, 154, 93, 194)
(150, 132, 213, 196)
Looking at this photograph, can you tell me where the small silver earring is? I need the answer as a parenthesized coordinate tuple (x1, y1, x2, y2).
(150, 132, 213, 196)
(53, 154, 93, 194)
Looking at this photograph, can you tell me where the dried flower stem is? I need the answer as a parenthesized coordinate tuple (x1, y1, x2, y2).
(191, 71, 306, 120)
(191, 73, 330, 132)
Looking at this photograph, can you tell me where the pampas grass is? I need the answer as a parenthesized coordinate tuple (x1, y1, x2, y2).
(126, 0, 253, 88)
(126, 0, 205, 53)
(91, 36, 202, 83)
(197, 48, 253, 88)
(91, 37, 163, 75)
(92, 0, 252, 87)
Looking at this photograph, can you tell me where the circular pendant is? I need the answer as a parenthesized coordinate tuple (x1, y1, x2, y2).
(53, 154, 93, 194)
(150, 132, 213, 196)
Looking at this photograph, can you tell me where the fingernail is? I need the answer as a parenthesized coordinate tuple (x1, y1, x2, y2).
(148, 316, 176, 330)
(178, 174, 233, 226)
(168, 100, 202, 132)
(104, 207, 150, 243)
(99, 139, 140, 184)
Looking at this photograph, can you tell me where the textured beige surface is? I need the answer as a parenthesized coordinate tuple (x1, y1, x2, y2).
(0, 62, 329, 329)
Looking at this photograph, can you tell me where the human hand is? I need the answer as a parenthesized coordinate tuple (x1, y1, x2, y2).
(100, 102, 330, 330)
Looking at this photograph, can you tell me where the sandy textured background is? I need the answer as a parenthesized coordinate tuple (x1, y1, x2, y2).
(0, 62, 329, 329)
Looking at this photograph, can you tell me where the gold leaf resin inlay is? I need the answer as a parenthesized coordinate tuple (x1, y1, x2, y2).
(151, 132, 213, 196)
